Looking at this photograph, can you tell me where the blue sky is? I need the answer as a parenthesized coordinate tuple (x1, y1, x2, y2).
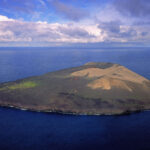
(0, 0, 150, 46)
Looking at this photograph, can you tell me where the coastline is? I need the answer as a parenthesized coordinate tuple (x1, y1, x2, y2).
(0, 103, 144, 116)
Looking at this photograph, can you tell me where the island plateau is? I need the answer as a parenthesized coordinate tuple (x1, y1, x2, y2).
(0, 62, 150, 115)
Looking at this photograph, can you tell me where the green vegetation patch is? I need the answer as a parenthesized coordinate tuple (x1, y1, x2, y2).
(0, 81, 38, 91)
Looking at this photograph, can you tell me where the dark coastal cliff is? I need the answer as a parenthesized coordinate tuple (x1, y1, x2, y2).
(0, 62, 150, 115)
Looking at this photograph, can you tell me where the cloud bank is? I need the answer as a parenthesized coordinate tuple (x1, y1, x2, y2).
(0, 15, 149, 45)
(0, 0, 150, 46)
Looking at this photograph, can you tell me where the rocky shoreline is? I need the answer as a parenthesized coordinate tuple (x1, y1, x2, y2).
(0, 103, 145, 116)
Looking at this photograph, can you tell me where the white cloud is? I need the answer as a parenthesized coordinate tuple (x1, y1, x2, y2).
(0, 15, 14, 22)
(0, 15, 149, 44)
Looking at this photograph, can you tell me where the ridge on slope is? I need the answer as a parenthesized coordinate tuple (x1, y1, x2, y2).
(70, 64, 148, 84)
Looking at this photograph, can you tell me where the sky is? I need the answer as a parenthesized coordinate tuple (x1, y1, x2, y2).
(0, 0, 150, 47)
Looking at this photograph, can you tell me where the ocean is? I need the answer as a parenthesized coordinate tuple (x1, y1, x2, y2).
(0, 47, 150, 150)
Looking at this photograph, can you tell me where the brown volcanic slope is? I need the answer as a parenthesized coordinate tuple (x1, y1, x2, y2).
(0, 62, 150, 115)
(71, 64, 148, 91)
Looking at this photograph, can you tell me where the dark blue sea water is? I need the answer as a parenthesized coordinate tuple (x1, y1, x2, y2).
(0, 47, 150, 150)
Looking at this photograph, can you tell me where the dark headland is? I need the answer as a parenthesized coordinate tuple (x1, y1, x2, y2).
(0, 62, 150, 115)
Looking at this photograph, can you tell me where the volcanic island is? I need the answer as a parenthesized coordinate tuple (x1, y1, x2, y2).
(0, 62, 150, 115)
